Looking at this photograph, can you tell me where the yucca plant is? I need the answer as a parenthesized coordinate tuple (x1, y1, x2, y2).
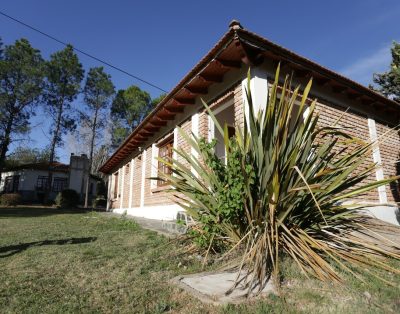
(155, 65, 400, 295)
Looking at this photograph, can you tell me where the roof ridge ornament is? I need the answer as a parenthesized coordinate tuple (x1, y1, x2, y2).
(229, 20, 243, 30)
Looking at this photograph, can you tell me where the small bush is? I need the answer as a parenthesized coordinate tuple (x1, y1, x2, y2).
(93, 197, 107, 208)
(0, 193, 22, 206)
(96, 181, 107, 198)
(55, 189, 79, 208)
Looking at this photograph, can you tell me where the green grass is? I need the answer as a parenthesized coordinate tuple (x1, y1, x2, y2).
(0, 207, 399, 313)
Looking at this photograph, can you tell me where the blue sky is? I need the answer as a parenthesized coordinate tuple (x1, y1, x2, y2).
(1, 0, 399, 162)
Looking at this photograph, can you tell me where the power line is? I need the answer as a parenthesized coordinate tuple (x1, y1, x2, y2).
(0, 10, 168, 93)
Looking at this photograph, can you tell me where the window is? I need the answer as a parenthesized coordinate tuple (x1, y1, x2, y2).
(36, 176, 49, 191)
(113, 172, 119, 199)
(157, 137, 174, 186)
(4, 175, 19, 193)
(4, 176, 12, 193)
(212, 103, 235, 161)
(52, 177, 68, 192)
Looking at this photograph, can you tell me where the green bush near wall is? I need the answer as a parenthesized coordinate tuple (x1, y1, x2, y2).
(0, 193, 22, 206)
(55, 189, 79, 208)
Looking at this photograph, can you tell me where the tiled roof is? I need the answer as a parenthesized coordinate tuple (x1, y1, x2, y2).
(99, 21, 399, 174)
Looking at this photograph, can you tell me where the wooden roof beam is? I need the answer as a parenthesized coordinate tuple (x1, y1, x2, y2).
(332, 85, 348, 94)
(184, 86, 208, 95)
(139, 130, 154, 137)
(198, 74, 223, 83)
(173, 98, 195, 105)
(347, 93, 362, 101)
(135, 135, 148, 141)
(295, 69, 313, 79)
(215, 59, 241, 69)
(157, 109, 176, 120)
(149, 119, 167, 127)
(361, 98, 375, 106)
(315, 77, 330, 86)
(144, 125, 160, 132)
(235, 39, 264, 66)
(164, 105, 184, 113)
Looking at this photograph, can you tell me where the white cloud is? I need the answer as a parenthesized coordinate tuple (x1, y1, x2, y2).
(339, 44, 392, 86)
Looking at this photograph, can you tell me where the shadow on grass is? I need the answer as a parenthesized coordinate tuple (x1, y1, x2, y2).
(0, 207, 91, 218)
(0, 237, 97, 258)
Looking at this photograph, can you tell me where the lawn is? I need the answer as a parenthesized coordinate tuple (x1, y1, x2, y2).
(0, 207, 399, 313)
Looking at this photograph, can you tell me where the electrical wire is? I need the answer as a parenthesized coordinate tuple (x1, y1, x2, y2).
(0, 10, 168, 93)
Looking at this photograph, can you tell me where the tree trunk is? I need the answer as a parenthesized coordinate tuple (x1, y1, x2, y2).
(84, 107, 98, 208)
(46, 101, 63, 203)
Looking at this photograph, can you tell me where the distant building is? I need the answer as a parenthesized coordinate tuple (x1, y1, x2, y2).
(0, 153, 100, 203)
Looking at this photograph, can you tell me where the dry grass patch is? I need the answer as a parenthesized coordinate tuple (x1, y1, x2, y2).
(0, 207, 399, 313)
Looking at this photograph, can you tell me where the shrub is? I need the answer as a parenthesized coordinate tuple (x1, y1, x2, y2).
(96, 181, 107, 198)
(0, 193, 22, 206)
(155, 66, 400, 294)
(55, 189, 79, 208)
(93, 197, 107, 208)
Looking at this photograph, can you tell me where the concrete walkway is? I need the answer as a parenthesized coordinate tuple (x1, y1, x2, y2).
(102, 212, 180, 237)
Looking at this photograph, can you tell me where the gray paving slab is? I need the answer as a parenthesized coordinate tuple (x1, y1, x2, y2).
(172, 271, 275, 305)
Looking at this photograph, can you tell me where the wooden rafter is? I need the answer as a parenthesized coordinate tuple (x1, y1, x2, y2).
(173, 98, 195, 105)
(184, 86, 208, 95)
(332, 85, 348, 93)
(215, 59, 241, 69)
(198, 74, 223, 83)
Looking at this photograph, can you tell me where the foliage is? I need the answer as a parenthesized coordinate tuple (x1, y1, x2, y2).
(0, 193, 22, 206)
(5, 147, 55, 167)
(187, 137, 253, 249)
(151, 93, 167, 107)
(93, 197, 107, 208)
(373, 41, 400, 103)
(0, 37, 3, 59)
(43, 45, 84, 164)
(110, 87, 164, 147)
(156, 66, 400, 294)
(0, 38, 44, 170)
(55, 189, 80, 208)
(81, 67, 115, 207)
(96, 180, 107, 198)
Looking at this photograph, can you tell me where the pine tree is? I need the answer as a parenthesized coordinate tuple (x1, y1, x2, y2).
(0, 39, 44, 173)
(43, 45, 84, 196)
(82, 67, 115, 207)
(373, 41, 400, 103)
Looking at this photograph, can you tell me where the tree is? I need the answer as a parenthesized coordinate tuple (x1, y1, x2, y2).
(0, 39, 44, 173)
(110, 86, 161, 147)
(5, 146, 54, 167)
(373, 42, 400, 203)
(373, 41, 400, 103)
(0, 37, 4, 59)
(82, 67, 115, 207)
(64, 120, 112, 179)
(151, 93, 166, 107)
(43, 45, 84, 195)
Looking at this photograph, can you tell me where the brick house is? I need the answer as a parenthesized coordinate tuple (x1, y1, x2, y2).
(99, 21, 400, 225)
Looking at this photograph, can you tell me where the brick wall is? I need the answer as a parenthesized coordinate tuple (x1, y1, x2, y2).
(199, 111, 208, 138)
(233, 83, 244, 129)
(131, 155, 142, 207)
(176, 118, 192, 168)
(314, 101, 379, 202)
(110, 78, 399, 210)
(121, 163, 131, 209)
(376, 123, 400, 203)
